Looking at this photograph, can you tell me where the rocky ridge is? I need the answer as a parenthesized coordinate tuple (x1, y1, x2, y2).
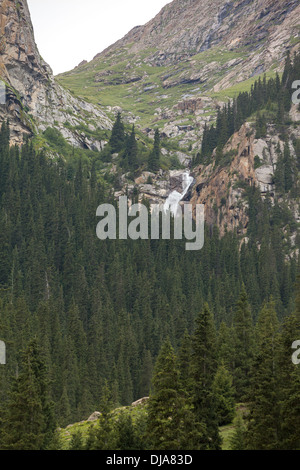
(0, 0, 299, 242)
(116, 104, 300, 242)
(190, 107, 300, 239)
(59, 0, 300, 149)
(0, 0, 112, 146)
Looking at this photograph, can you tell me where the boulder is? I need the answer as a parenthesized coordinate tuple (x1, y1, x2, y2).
(131, 397, 149, 407)
(87, 411, 101, 422)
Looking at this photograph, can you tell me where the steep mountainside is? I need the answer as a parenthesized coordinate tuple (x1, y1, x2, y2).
(190, 115, 300, 238)
(0, 1, 299, 448)
(0, 0, 299, 239)
(58, 0, 300, 142)
(57, 0, 300, 241)
(0, 0, 111, 146)
(99, 0, 299, 67)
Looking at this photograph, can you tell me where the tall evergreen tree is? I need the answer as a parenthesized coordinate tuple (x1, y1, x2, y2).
(124, 125, 138, 171)
(276, 280, 300, 449)
(0, 339, 56, 450)
(232, 287, 255, 401)
(245, 301, 280, 450)
(212, 361, 235, 426)
(109, 112, 125, 153)
(229, 412, 246, 450)
(147, 338, 203, 450)
(191, 304, 222, 450)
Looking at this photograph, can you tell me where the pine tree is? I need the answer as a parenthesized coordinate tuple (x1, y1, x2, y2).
(86, 380, 116, 450)
(109, 112, 125, 153)
(217, 321, 235, 372)
(283, 141, 293, 192)
(178, 330, 194, 396)
(276, 282, 300, 450)
(115, 411, 142, 450)
(125, 125, 138, 170)
(232, 287, 254, 401)
(255, 113, 267, 139)
(0, 339, 56, 450)
(274, 143, 285, 194)
(69, 429, 85, 450)
(212, 362, 235, 426)
(191, 304, 222, 450)
(295, 138, 300, 171)
(147, 338, 203, 450)
(229, 412, 246, 450)
(245, 301, 280, 450)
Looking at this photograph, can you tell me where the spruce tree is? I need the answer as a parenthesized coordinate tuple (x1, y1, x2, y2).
(191, 304, 222, 450)
(229, 412, 246, 450)
(276, 282, 300, 450)
(147, 338, 203, 450)
(109, 112, 125, 153)
(283, 141, 293, 192)
(245, 301, 280, 450)
(125, 125, 138, 171)
(69, 429, 85, 450)
(232, 287, 254, 401)
(212, 362, 235, 426)
(0, 339, 56, 450)
(86, 380, 116, 450)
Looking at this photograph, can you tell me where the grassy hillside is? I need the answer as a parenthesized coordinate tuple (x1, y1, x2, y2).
(56, 44, 256, 129)
(59, 401, 246, 451)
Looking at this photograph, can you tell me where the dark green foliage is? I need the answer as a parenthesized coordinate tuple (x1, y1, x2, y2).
(229, 412, 246, 450)
(123, 125, 138, 171)
(232, 287, 255, 401)
(85, 381, 116, 450)
(99, 114, 154, 172)
(276, 298, 300, 450)
(115, 411, 141, 450)
(0, 112, 298, 450)
(255, 112, 267, 139)
(212, 362, 235, 426)
(0, 340, 56, 450)
(147, 339, 203, 450)
(191, 304, 222, 450)
(198, 52, 300, 164)
(245, 301, 280, 450)
(109, 112, 125, 153)
(69, 429, 84, 450)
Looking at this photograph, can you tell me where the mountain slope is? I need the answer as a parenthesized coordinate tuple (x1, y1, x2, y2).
(58, 0, 300, 143)
(0, 0, 112, 147)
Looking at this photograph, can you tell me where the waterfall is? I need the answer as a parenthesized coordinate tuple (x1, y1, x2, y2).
(164, 171, 194, 217)
(0, 340, 6, 365)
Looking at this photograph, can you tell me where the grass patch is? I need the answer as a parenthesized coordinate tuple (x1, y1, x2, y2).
(211, 70, 280, 101)
(220, 423, 236, 450)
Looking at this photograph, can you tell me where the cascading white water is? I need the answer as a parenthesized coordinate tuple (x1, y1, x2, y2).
(164, 171, 194, 217)
(0, 340, 6, 365)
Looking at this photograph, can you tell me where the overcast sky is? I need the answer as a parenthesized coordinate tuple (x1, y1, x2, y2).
(27, 0, 171, 75)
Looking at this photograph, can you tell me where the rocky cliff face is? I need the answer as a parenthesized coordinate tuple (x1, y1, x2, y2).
(118, 104, 299, 240)
(190, 106, 300, 238)
(1, 0, 298, 241)
(65, 0, 299, 237)
(101, 0, 300, 74)
(0, 0, 111, 146)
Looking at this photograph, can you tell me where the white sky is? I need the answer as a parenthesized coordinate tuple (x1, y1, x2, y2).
(27, 0, 171, 75)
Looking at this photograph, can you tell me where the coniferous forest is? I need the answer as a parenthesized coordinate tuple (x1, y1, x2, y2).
(0, 52, 299, 451)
